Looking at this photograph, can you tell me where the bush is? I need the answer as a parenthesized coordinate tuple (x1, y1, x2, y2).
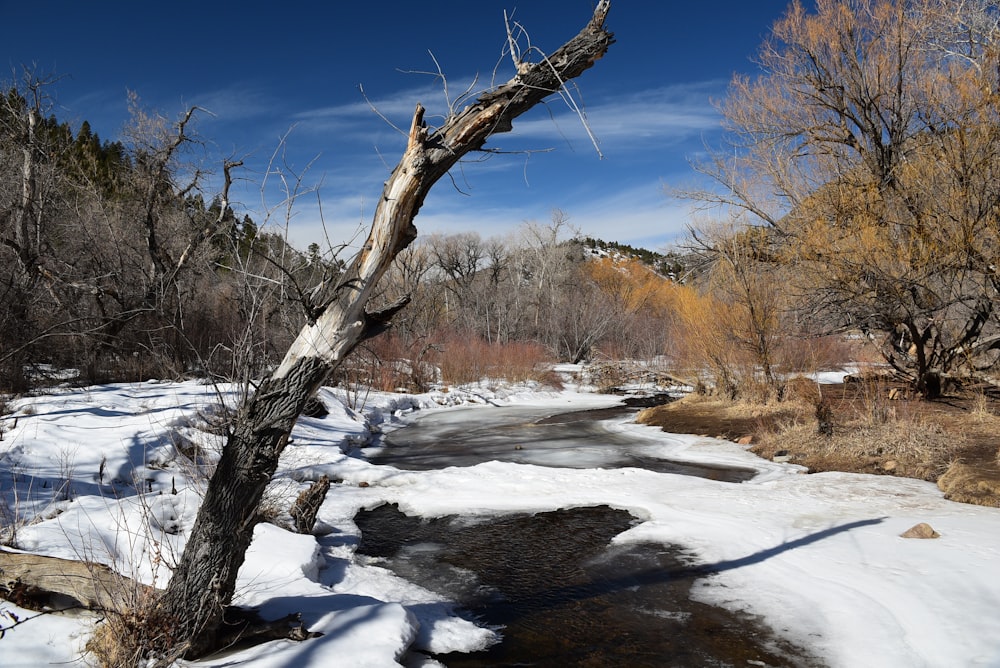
(431, 335, 556, 387)
(338, 332, 560, 392)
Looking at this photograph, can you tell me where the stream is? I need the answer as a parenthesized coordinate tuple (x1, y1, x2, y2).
(357, 400, 820, 667)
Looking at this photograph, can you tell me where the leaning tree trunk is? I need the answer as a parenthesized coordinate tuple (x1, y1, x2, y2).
(154, 2, 614, 658)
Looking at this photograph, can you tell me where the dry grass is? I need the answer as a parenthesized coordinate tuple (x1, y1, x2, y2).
(81, 560, 182, 668)
(637, 392, 807, 442)
(751, 376, 964, 480)
(87, 598, 178, 668)
(668, 391, 811, 421)
(937, 462, 1000, 507)
(642, 378, 978, 484)
(753, 415, 960, 481)
(967, 389, 1000, 424)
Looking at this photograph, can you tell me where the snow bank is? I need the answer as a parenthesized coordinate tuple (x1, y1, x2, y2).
(2, 378, 999, 667)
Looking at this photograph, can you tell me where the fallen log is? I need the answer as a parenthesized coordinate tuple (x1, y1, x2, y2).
(0, 549, 150, 613)
(1, 549, 320, 652)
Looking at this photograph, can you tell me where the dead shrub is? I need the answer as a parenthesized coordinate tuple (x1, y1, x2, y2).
(782, 376, 823, 404)
(589, 362, 634, 393)
(336, 332, 561, 393)
(340, 334, 438, 393)
(87, 597, 179, 668)
(429, 335, 556, 387)
(844, 374, 898, 426)
(775, 334, 860, 374)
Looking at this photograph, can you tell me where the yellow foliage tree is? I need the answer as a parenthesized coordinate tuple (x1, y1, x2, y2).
(584, 256, 673, 315)
(668, 282, 748, 398)
(680, 0, 1000, 398)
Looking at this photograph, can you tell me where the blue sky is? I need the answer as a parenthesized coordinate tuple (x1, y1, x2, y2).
(4, 1, 800, 252)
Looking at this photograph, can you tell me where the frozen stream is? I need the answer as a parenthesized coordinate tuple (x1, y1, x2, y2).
(372, 401, 754, 482)
(359, 400, 818, 666)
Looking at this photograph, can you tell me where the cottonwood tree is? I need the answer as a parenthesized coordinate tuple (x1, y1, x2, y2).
(679, 0, 1000, 397)
(150, 3, 614, 659)
(506, 211, 608, 361)
(583, 255, 676, 360)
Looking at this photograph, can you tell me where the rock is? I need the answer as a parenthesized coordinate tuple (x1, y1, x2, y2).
(900, 522, 940, 539)
(882, 460, 897, 472)
(737, 435, 753, 445)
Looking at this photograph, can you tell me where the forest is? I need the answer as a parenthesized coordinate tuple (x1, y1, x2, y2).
(0, 77, 764, 398)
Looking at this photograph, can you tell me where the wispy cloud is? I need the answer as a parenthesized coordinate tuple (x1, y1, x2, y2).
(506, 80, 727, 150)
(278, 175, 698, 256)
(567, 181, 698, 248)
(290, 75, 488, 139)
(186, 83, 279, 123)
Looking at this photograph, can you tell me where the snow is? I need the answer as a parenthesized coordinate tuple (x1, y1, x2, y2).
(2, 378, 999, 667)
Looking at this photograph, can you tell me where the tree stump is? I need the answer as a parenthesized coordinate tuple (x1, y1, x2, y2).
(289, 476, 331, 534)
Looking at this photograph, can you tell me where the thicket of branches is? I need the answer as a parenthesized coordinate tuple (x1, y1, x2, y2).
(11, 0, 995, 407)
(368, 213, 680, 382)
(0, 68, 868, 405)
(0, 77, 343, 393)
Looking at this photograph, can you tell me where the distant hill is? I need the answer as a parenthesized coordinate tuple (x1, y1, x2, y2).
(578, 236, 690, 281)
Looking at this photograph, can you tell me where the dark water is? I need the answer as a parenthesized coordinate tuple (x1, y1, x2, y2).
(356, 504, 820, 667)
(357, 402, 823, 666)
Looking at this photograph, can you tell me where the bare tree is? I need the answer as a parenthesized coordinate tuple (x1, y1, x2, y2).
(0, 72, 53, 389)
(687, 220, 786, 397)
(0, 80, 248, 384)
(428, 231, 487, 317)
(150, 3, 614, 659)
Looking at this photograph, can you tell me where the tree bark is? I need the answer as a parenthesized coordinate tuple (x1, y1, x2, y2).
(154, 3, 613, 659)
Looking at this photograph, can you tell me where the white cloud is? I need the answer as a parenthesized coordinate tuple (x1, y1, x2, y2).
(505, 80, 727, 150)
(249, 80, 729, 255)
(186, 84, 278, 123)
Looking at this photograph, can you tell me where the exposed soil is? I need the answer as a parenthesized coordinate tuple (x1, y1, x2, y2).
(638, 382, 1000, 507)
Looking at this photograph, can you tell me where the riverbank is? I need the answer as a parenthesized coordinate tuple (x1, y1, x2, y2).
(637, 382, 1000, 507)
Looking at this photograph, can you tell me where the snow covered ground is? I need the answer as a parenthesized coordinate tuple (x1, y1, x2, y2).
(1, 375, 999, 667)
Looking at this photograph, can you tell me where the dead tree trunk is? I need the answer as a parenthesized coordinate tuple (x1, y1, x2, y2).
(154, 2, 614, 659)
